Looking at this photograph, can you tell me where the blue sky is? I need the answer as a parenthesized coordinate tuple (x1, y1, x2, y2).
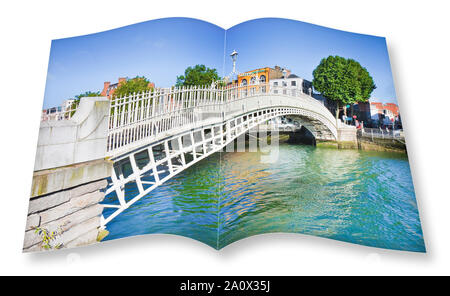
(225, 18, 397, 104)
(43, 17, 396, 109)
(43, 18, 225, 108)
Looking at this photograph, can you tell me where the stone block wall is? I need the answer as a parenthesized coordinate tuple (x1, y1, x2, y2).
(337, 125, 357, 142)
(23, 179, 108, 252)
(357, 136, 407, 153)
(24, 158, 112, 253)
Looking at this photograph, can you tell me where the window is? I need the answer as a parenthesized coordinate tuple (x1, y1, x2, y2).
(250, 76, 257, 85)
(274, 81, 278, 86)
(282, 81, 287, 87)
(260, 75, 266, 83)
(291, 80, 296, 86)
(241, 79, 248, 97)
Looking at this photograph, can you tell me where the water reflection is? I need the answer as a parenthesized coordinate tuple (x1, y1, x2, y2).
(104, 144, 425, 252)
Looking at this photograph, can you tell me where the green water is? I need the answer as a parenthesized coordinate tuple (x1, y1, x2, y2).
(103, 143, 425, 252)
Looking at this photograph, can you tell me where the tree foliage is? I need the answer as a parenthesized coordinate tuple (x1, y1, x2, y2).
(69, 91, 100, 112)
(75, 91, 100, 99)
(312, 56, 376, 119)
(114, 76, 153, 98)
(176, 64, 221, 87)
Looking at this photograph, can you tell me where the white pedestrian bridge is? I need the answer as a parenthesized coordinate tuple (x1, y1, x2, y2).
(37, 83, 352, 226)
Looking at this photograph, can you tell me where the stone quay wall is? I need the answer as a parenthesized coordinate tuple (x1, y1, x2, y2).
(357, 135, 407, 153)
(23, 159, 112, 252)
(316, 124, 358, 149)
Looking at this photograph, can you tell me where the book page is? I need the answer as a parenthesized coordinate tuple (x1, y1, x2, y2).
(218, 18, 424, 252)
(24, 18, 226, 252)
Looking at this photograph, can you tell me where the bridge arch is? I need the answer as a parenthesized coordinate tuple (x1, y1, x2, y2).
(101, 84, 342, 226)
(277, 113, 335, 141)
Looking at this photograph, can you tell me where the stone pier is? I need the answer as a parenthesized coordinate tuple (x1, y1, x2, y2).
(316, 123, 357, 149)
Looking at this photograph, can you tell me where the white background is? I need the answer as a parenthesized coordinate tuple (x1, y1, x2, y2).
(0, 0, 449, 276)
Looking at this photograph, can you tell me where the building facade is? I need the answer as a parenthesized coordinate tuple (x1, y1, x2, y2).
(100, 77, 127, 99)
(62, 99, 75, 111)
(236, 66, 314, 96)
(237, 66, 286, 87)
(354, 101, 401, 127)
(269, 73, 313, 96)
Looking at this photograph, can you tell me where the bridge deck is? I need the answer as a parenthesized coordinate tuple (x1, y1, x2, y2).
(106, 83, 338, 159)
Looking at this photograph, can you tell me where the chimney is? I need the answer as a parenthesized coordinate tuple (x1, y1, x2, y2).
(101, 81, 110, 96)
(285, 69, 291, 78)
(118, 77, 126, 84)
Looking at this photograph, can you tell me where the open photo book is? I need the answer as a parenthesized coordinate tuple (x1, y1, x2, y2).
(24, 17, 425, 253)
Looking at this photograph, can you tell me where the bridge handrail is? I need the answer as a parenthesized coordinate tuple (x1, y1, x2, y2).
(107, 83, 336, 130)
(360, 127, 404, 139)
(105, 83, 339, 155)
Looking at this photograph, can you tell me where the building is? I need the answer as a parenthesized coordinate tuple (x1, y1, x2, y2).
(236, 65, 314, 95)
(270, 73, 313, 96)
(369, 102, 384, 122)
(41, 106, 62, 121)
(232, 66, 285, 96)
(354, 101, 401, 127)
(62, 99, 75, 111)
(234, 66, 330, 109)
(383, 103, 400, 119)
(101, 77, 127, 99)
(100, 77, 155, 99)
(237, 65, 313, 95)
(237, 66, 285, 87)
(353, 102, 371, 123)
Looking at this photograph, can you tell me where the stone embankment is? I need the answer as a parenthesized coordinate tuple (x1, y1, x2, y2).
(357, 136, 406, 153)
(23, 160, 111, 252)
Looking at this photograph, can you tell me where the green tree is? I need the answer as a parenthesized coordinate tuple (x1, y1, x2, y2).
(312, 56, 376, 120)
(68, 91, 100, 113)
(113, 76, 154, 98)
(176, 64, 221, 87)
(75, 91, 100, 99)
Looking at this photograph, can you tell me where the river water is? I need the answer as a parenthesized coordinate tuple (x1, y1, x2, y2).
(103, 143, 425, 252)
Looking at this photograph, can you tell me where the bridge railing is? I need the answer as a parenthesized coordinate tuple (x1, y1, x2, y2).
(359, 127, 404, 140)
(106, 83, 338, 155)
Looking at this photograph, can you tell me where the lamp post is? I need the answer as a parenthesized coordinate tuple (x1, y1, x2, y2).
(230, 50, 238, 77)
